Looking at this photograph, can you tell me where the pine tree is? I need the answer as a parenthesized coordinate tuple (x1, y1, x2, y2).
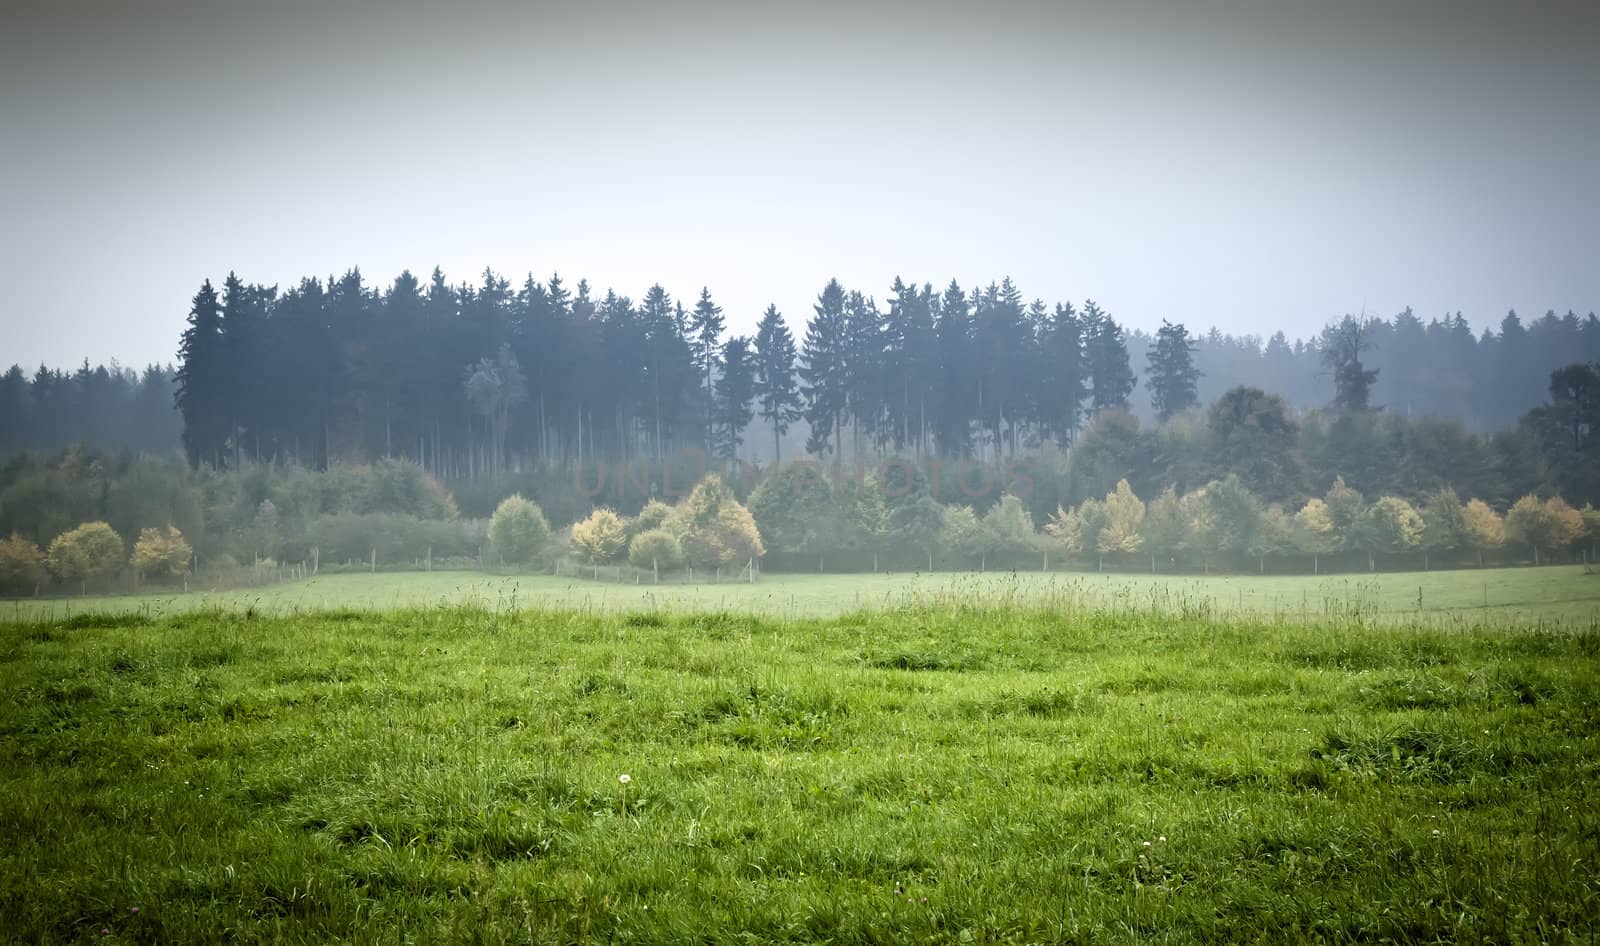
(713, 336, 757, 460)
(174, 279, 225, 465)
(219, 271, 269, 465)
(1041, 301, 1087, 444)
(934, 280, 974, 456)
(752, 305, 801, 464)
(1146, 320, 1201, 420)
(885, 277, 939, 453)
(688, 288, 725, 452)
(841, 289, 885, 453)
(801, 279, 850, 457)
(1083, 300, 1135, 413)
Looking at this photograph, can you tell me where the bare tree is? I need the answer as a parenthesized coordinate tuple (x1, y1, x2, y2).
(463, 344, 527, 477)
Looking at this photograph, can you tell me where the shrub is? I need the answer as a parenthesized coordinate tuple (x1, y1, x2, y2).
(132, 525, 192, 579)
(364, 458, 459, 519)
(0, 533, 46, 594)
(46, 522, 125, 592)
(488, 494, 551, 566)
(628, 528, 684, 572)
(571, 508, 627, 564)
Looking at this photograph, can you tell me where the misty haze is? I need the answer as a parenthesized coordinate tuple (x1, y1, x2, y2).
(1, 1, 1597, 943)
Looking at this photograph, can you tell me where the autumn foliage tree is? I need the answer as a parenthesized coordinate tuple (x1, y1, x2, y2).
(46, 522, 125, 594)
(0, 533, 46, 595)
(570, 508, 627, 564)
(132, 525, 193, 580)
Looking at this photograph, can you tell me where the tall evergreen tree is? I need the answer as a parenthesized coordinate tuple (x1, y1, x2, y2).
(1083, 300, 1135, 414)
(934, 280, 974, 456)
(752, 304, 801, 463)
(1146, 319, 1201, 420)
(219, 271, 268, 465)
(801, 279, 850, 457)
(174, 279, 225, 465)
(841, 289, 885, 453)
(713, 336, 757, 460)
(688, 288, 725, 451)
(1040, 301, 1087, 444)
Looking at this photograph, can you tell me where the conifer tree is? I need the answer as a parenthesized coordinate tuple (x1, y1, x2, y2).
(752, 305, 801, 464)
(713, 336, 756, 460)
(1146, 320, 1201, 420)
(801, 279, 850, 457)
(1083, 300, 1135, 414)
(174, 279, 225, 465)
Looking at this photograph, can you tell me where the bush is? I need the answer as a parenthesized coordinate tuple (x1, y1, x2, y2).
(0, 533, 46, 594)
(571, 508, 627, 564)
(132, 525, 192, 579)
(363, 459, 459, 519)
(46, 522, 125, 592)
(628, 528, 684, 572)
(488, 495, 551, 566)
(303, 513, 487, 566)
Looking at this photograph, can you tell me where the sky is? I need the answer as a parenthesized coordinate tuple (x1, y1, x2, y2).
(2, 0, 1597, 369)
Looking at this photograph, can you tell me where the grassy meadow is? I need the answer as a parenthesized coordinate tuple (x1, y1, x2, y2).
(5, 563, 1599, 627)
(3, 589, 1599, 943)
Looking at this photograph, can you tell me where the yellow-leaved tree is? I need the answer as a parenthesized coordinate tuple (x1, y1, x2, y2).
(570, 508, 627, 565)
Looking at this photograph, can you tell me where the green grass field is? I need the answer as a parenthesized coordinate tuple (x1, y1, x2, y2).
(2, 594, 1598, 943)
(5, 564, 1600, 627)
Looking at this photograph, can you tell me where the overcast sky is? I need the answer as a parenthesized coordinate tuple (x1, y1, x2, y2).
(2, 0, 1597, 369)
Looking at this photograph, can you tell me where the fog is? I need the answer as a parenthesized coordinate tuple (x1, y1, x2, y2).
(3, 0, 1597, 368)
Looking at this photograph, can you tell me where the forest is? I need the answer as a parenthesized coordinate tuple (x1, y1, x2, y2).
(2, 267, 1597, 464)
(1, 267, 1596, 592)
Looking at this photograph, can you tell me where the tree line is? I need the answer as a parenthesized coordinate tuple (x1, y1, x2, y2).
(5, 269, 1594, 463)
(0, 362, 179, 453)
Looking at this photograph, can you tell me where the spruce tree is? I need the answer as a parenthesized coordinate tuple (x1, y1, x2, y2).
(1041, 301, 1087, 444)
(713, 336, 757, 460)
(1146, 319, 1201, 420)
(801, 279, 850, 458)
(1083, 300, 1135, 413)
(174, 279, 225, 465)
(753, 304, 801, 464)
(688, 288, 725, 451)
